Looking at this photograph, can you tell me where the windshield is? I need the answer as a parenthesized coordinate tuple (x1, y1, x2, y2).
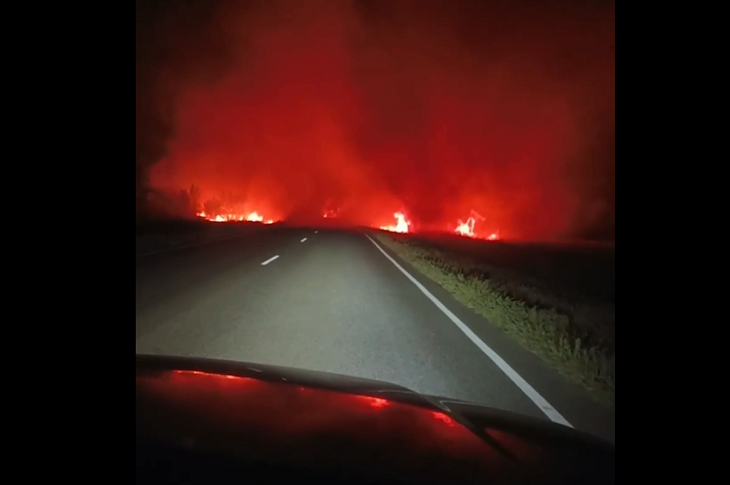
(136, 0, 615, 447)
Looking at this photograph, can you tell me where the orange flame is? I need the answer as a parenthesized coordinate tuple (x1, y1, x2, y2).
(197, 211, 275, 224)
(454, 211, 500, 240)
(455, 217, 478, 237)
(380, 212, 410, 233)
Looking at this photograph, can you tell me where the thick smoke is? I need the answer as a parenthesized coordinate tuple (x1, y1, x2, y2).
(137, 0, 615, 240)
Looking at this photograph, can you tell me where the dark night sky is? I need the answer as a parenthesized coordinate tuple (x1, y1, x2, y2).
(136, 0, 614, 240)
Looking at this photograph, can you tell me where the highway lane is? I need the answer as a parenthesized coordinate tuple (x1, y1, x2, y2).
(136, 226, 615, 443)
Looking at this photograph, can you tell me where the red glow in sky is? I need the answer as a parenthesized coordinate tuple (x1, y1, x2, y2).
(139, 0, 615, 241)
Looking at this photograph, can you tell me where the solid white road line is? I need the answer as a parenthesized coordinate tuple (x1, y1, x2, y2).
(261, 255, 280, 265)
(365, 234, 572, 428)
(301, 238, 307, 242)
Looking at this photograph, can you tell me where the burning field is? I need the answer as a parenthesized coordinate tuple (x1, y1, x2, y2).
(136, 0, 615, 403)
(188, 202, 502, 242)
(137, 0, 614, 243)
(377, 210, 499, 240)
(197, 210, 276, 224)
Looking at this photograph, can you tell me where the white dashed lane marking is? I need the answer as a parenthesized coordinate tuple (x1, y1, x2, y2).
(261, 255, 279, 265)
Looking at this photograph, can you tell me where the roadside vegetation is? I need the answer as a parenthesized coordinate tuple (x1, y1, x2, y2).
(375, 232, 615, 408)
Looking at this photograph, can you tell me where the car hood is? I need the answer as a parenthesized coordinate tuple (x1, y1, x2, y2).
(137, 354, 614, 485)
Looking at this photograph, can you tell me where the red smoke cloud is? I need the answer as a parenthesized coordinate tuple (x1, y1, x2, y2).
(145, 0, 615, 240)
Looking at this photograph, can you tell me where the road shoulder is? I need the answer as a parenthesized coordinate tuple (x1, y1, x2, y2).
(365, 231, 615, 443)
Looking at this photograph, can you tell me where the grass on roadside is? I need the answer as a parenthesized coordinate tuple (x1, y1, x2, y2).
(375, 233, 615, 408)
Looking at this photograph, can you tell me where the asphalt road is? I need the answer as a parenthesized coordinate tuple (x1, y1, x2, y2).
(136, 226, 615, 443)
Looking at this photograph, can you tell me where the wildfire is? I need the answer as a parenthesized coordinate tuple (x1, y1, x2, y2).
(197, 211, 275, 224)
(454, 211, 499, 240)
(380, 212, 410, 233)
(374, 210, 498, 239)
(455, 217, 478, 237)
(196, 204, 497, 240)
